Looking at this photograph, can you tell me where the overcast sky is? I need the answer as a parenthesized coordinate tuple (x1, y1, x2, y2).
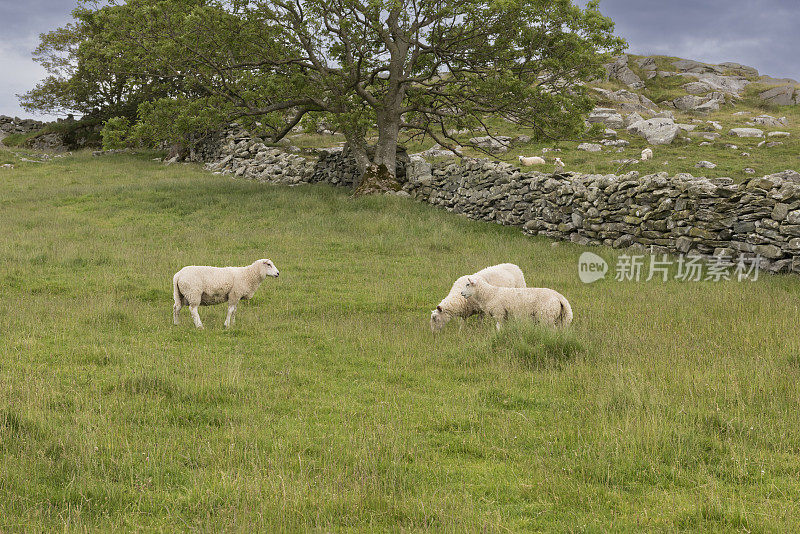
(1, 0, 799, 120)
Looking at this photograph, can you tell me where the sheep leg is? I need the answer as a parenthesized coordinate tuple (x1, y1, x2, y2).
(189, 305, 204, 329)
(224, 302, 238, 329)
(173, 302, 182, 325)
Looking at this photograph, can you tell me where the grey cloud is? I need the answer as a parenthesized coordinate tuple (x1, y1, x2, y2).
(584, 0, 800, 80)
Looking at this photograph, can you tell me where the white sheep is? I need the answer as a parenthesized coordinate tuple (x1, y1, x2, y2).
(518, 155, 546, 166)
(641, 148, 653, 161)
(430, 263, 526, 332)
(553, 157, 565, 173)
(460, 276, 572, 330)
(173, 259, 280, 329)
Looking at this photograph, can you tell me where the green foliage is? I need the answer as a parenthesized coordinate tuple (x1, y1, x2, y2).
(100, 116, 133, 149)
(20, 4, 178, 121)
(23, 0, 626, 168)
(1, 132, 39, 148)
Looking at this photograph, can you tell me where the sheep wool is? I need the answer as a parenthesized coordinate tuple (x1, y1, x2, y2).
(430, 263, 526, 332)
(641, 148, 653, 161)
(173, 259, 280, 329)
(518, 155, 546, 166)
(460, 276, 572, 329)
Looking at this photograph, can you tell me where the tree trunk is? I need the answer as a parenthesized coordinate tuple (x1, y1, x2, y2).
(353, 114, 402, 197)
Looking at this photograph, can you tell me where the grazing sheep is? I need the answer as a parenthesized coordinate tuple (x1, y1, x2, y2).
(553, 157, 565, 173)
(460, 276, 572, 330)
(518, 155, 546, 166)
(173, 259, 280, 329)
(430, 263, 525, 333)
(641, 148, 653, 161)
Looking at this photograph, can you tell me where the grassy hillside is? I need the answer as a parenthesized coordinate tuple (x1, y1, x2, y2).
(1, 153, 800, 531)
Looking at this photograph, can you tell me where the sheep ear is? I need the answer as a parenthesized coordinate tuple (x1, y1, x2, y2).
(436, 305, 442, 312)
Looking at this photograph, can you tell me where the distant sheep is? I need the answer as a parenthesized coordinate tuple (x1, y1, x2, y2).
(460, 276, 572, 330)
(173, 259, 279, 329)
(519, 155, 546, 166)
(553, 157, 565, 173)
(430, 263, 526, 333)
(641, 148, 653, 161)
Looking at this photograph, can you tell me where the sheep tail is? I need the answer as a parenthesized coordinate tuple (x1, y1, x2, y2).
(557, 297, 573, 326)
(173, 275, 183, 306)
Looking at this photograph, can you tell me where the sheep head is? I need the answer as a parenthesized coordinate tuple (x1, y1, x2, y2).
(256, 259, 280, 279)
(460, 277, 477, 299)
(430, 305, 450, 333)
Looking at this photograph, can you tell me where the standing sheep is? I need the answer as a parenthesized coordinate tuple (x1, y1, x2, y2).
(518, 155, 546, 166)
(460, 276, 572, 330)
(553, 157, 565, 173)
(173, 259, 280, 329)
(641, 148, 653, 161)
(430, 263, 526, 332)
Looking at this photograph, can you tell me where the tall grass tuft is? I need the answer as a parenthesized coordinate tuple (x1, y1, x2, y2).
(488, 320, 586, 369)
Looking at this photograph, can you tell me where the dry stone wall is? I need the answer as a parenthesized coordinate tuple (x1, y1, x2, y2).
(200, 133, 800, 274)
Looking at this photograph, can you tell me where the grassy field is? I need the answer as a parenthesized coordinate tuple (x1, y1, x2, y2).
(2, 152, 800, 531)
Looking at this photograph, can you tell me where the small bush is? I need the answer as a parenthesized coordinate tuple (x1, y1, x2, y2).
(101, 116, 134, 150)
(488, 320, 586, 369)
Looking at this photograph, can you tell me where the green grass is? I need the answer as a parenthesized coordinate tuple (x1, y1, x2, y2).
(1, 131, 39, 148)
(2, 152, 800, 531)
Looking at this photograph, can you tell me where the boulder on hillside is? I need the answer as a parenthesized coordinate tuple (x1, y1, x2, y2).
(719, 62, 759, 77)
(627, 118, 680, 145)
(679, 73, 750, 95)
(759, 85, 796, 106)
(671, 92, 725, 113)
(752, 115, 788, 127)
(469, 135, 511, 153)
(683, 81, 713, 94)
(624, 112, 644, 127)
(605, 56, 645, 89)
(728, 128, 764, 138)
(672, 59, 724, 74)
(634, 56, 657, 70)
(587, 107, 624, 129)
(577, 143, 603, 152)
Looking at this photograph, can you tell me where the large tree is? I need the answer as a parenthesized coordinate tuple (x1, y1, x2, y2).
(19, 5, 177, 121)
(27, 0, 624, 193)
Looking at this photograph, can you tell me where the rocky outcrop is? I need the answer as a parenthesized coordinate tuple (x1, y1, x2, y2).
(627, 118, 680, 145)
(669, 92, 726, 113)
(759, 85, 797, 106)
(605, 56, 645, 89)
(587, 108, 624, 129)
(0, 116, 45, 141)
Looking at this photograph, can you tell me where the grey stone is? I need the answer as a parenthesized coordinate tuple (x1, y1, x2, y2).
(577, 143, 603, 152)
(627, 118, 680, 145)
(759, 85, 796, 106)
(683, 81, 712, 94)
(587, 108, 625, 129)
(728, 128, 764, 138)
(469, 136, 511, 153)
(695, 161, 717, 169)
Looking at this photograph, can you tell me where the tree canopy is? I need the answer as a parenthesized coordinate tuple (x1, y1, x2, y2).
(23, 0, 625, 193)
